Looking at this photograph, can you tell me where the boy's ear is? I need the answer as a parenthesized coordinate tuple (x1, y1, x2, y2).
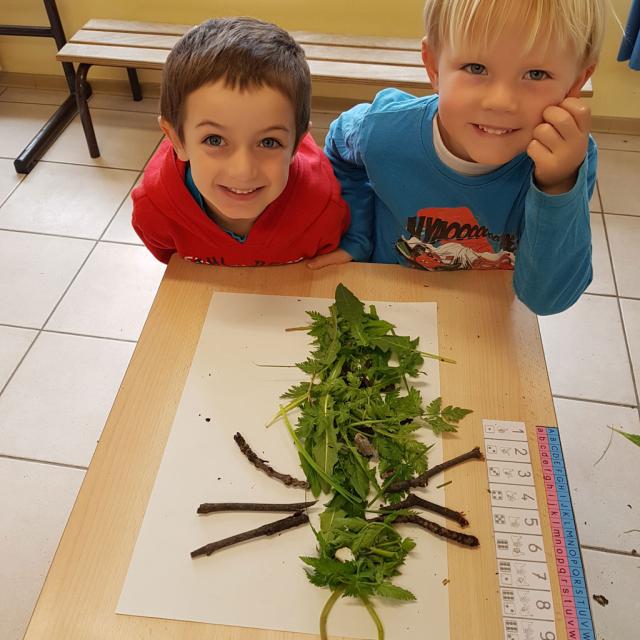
(566, 64, 596, 99)
(421, 37, 440, 92)
(158, 116, 189, 162)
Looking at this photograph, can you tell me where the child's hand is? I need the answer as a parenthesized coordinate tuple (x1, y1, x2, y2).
(306, 248, 353, 270)
(527, 97, 591, 195)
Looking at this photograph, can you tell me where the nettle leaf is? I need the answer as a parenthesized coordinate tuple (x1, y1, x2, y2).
(441, 405, 473, 423)
(423, 397, 472, 434)
(610, 427, 640, 448)
(376, 582, 417, 601)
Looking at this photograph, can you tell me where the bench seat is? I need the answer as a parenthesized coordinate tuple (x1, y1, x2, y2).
(56, 18, 592, 158)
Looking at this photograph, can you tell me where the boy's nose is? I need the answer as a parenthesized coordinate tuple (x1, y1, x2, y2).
(481, 82, 518, 113)
(227, 148, 258, 181)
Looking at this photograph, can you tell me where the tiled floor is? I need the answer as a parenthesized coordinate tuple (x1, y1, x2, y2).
(1, 86, 638, 639)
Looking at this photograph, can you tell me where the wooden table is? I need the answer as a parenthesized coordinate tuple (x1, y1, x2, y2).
(24, 259, 559, 639)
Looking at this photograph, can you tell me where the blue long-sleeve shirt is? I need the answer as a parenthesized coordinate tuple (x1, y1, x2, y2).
(325, 89, 596, 316)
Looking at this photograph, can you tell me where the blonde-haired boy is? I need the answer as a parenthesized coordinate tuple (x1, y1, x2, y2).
(311, 0, 605, 315)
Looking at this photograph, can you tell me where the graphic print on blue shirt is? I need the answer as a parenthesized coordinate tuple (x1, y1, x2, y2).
(396, 205, 518, 271)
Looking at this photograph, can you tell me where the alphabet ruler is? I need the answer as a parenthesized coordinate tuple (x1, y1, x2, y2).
(482, 420, 595, 640)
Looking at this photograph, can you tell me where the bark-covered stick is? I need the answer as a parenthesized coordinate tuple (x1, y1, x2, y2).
(197, 500, 316, 514)
(191, 511, 309, 558)
(385, 446, 483, 494)
(370, 513, 479, 547)
(233, 432, 310, 489)
(381, 493, 469, 527)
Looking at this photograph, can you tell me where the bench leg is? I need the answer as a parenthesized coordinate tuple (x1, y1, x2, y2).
(126, 68, 143, 102)
(75, 63, 100, 158)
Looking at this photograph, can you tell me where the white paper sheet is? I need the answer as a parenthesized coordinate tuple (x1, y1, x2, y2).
(117, 292, 450, 639)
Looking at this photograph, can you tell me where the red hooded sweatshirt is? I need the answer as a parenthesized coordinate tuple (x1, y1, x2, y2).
(131, 134, 350, 266)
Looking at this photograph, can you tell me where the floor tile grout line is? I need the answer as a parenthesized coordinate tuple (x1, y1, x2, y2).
(40, 328, 137, 344)
(552, 394, 638, 409)
(600, 212, 620, 298)
(95, 136, 163, 243)
(0, 321, 137, 344)
(0, 227, 103, 242)
(615, 296, 640, 410)
(0, 331, 39, 397)
(0, 453, 88, 472)
(38, 158, 146, 172)
(594, 179, 603, 214)
(581, 544, 640, 558)
(0, 171, 26, 211)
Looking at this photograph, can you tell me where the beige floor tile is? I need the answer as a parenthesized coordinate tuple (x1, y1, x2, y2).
(0, 158, 25, 205)
(605, 214, 640, 298)
(586, 213, 615, 295)
(589, 181, 601, 212)
(620, 298, 640, 396)
(0, 102, 57, 159)
(0, 162, 137, 238)
(0, 458, 85, 640)
(538, 294, 636, 404)
(0, 326, 37, 390)
(0, 458, 84, 640)
(0, 86, 69, 106)
(593, 132, 640, 153)
(46, 242, 165, 341)
(103, 176, 143, 244)
(89, 92, 160, 114)
(554, 398, 640, 550)
(598, 149, 640, 216)
(0, 230, 93, 328)
(42, 109, 163, 171)
(0, 332, 134, 466)
(582, 549, 640, 640)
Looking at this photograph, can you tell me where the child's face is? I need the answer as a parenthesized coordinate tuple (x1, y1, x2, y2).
(162, 80, 297, 234)
(422, 27, 593, 165)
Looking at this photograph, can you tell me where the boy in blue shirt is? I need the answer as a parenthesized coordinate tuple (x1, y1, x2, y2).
(309, 0, 605, 315)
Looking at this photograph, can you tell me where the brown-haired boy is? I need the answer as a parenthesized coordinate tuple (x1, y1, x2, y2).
(132, 17, 349, 266)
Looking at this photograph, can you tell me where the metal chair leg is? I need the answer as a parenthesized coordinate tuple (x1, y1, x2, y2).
(127, 67, 143, 101)
(75, 63, 100, 158)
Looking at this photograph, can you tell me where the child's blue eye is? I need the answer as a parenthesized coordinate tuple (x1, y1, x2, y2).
(463, 63, 486, 75)
(204, 134, 224, 147)
(525, 70, 549, 81)
(260, 137, 282, 149)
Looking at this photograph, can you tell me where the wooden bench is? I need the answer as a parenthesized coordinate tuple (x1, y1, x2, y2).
(56, 18, 593, 158)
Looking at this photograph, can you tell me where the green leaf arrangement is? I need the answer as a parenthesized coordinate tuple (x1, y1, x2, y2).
(273, 284, 473, 639)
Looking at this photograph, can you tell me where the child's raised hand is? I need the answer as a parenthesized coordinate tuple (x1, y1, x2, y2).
(526, 97, 591, 195)
(306, 248, 353, 270)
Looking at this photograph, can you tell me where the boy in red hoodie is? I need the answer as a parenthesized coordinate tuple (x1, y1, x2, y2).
(132, 17, 349, 266)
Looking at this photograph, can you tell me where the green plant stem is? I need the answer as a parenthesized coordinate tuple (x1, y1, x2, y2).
(421, 351, 456, 364)
(266, 396, 306, 427)
(281, 409, 361, 505)
(320, 588, 343, 640)
(361, 594, 384, 640)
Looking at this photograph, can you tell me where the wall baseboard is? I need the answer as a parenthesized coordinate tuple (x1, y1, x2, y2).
(1, 71, 639, 135)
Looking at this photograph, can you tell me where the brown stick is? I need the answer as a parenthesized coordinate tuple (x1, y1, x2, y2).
(370, 513, 479, 547)
(233, 432, 310, 489)
(385, 446, 483, 494)
(191, 512, 309, 558)
(381, 493, 469, 527)
(197, 500, 316, 514)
